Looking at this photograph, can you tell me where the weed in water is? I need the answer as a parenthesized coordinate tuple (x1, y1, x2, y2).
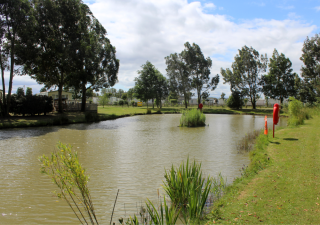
(180, 109, 206, 127)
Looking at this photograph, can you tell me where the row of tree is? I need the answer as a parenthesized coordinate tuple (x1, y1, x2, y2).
(0, 0, 119, 116)
(132, 42, 220, 108)
(221, 34, 320, 109)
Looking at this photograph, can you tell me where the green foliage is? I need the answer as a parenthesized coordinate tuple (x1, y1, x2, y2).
(182, 42, 219, 106)
(210, 173, 227, 201)
(146, 108, 151, 114)
(226, 92, 243, 109)
(16, 87, 24, 98)
(113, 101, 118, 106)
(237, 130, 262, 152)
(287, 97, 310, 126)
(170, 99, 178, 105)
(180, 109, 206, 127)
(52, 115, 69, 125)
(118, 99, 124, 106)
(221, 46, 267, 109)
(163, 157, 212, 222)
(98, 94, 109, 108)
(39, 142, 98, 224)
(220, 92, 225, 100)
(85, 112, 99, 122)
(260, 49, 296, 104)
(130, 100, 136, 106)
(146, 196, 181, 225)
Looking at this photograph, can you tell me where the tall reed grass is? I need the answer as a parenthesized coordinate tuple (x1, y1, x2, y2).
(180, 109, 206, 127)
(287, 97, 311, 126)
(236, 130, 262, 152)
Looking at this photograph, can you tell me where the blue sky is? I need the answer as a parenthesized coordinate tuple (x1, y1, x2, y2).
(3, 0, 320, 98)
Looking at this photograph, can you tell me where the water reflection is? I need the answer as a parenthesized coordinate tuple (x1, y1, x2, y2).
(0, 114, 286, 224)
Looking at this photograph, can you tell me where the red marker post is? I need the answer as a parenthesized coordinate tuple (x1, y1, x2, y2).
(199, 103, 203, 112)
(273, 103, 280, 138)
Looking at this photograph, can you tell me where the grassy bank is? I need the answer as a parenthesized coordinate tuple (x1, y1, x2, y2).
(206, 109, 320, 224)
(0, 105, 283, 129)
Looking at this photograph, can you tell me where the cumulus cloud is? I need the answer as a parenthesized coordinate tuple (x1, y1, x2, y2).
(3, 0, 317, 98)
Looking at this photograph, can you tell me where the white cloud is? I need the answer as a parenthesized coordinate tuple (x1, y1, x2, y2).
(288, 12, 301, 19)
(315, 6, 320, 12)
(204, 3, 216, 9)
(277, 5, 295, 10)
(4, 0, 317, 98)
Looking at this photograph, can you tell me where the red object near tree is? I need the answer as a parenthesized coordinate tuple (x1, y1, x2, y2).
(199, 103, 203, 109)
(273, 103, 280, 138)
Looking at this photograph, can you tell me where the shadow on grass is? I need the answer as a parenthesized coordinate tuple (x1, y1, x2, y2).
(283, 138, 299, 141)
(269, 141, 281, 145)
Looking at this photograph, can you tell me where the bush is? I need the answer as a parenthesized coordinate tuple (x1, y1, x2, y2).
(9, 95, 53, 116)
(53, 115, 69, 125)
(180, 109, 206, 127)
(154, 108, 162, 114)
(118, 100, 124, 106)
(287, 97, 309, 126)
(113, 101, 118, 106)
(170, 99, 178, 105)
(226, 92, 243, 109)
(130, 100, 136, 106)
(85, 112, 99, 122)
(146, 108, 152, 114)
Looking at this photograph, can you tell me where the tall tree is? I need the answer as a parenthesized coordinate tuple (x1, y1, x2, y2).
(134, 61, 157, 108)
(154, 70, 169, 108)
(68, 4, 119, 111)
(221, 46, 267, 109)
(0, 0, 33, 116)
(182, 42, 219, 105)
(165, 53, 191, 109)
(300, 33, 320, 104)
(260, 49, 297, 104)
(23, 0, 83, 113)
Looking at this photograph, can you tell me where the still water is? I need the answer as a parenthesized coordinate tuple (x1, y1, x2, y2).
(0, 114, 286, 224)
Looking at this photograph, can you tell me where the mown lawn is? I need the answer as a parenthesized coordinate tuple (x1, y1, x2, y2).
(206, 112, 320, 224)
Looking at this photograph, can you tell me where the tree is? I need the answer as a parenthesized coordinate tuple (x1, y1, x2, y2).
(0, 0, 33, 116)
(26, 87, 32, 97)
(300, 33, 320, 104)
(165, 53, 191, 109)
(226, 91, 243, 109)
(260, 49, 296, 104)
(40, 87, 47, 92)
(117, 89, 124, 99)
(16, 87, 25, 98)
(99, 93, 109, 108)
(23, 0, 83, 113)
(221, 46, 267, 109)
(127, 88, 134, 101)
(134, 61, 157, 108)
(154, 70, 169, 108)
(65, 3, 119, 112)
(221, 92, 225, 101)
(182, 42, 219, 105)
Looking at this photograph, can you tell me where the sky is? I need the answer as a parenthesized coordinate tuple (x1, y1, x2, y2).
(3, 0, 320, 98)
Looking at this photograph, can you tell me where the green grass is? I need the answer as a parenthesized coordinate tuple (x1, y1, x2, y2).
(0, 105, 287, 129)
(180, 109, 206, 127)
(206, 108, 320, 224)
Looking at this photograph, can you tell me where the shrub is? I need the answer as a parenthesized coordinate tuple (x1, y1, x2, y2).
(53, 115, 69, 125)
(113, 101, 118, 106)
(85, 112, 99, 122)
(163, 157, 212, 222)
(287, 97, 309, 126)
(154, 108, 162, 114)
(170, 99, 178, 105)
(146, 108, 151, 114)
(130, 100, 136, 106)
(118, 100, 124, 106)
(226, 92, 243, 109)
(180, 109, 206, 127)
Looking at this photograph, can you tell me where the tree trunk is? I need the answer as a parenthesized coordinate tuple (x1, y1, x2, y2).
(184, 92, 188, 109)
(7, 35, 15, 116)
(0, 53, 7, 117)
(152, 98, 154, 109)
(81, 82, 86, 112)
(252, 97, 256, 109)
(58, 77, 63, 113)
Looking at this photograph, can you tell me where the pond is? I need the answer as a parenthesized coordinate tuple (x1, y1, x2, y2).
(0, 114, 286, 224)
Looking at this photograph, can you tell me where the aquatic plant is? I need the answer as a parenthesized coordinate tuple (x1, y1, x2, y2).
(180, 109, 206, 127)
(39, 142, 99, 225)
(163, 157, 212, 222)
(236, 130, 262, 152)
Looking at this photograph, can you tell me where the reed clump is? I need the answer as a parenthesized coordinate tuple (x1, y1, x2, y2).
(287, 97, 311, 126)
(180, 109, 206, 127)
(237, 129, 262, 152)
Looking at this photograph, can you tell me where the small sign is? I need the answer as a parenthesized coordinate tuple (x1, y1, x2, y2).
(137, 102, 142, 107)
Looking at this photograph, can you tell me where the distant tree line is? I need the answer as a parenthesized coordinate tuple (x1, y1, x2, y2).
(0, 0, 119, 116)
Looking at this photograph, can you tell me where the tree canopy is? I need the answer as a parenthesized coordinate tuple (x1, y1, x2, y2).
(260, 49, 296, 104)
(221, 46, 267, 109)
